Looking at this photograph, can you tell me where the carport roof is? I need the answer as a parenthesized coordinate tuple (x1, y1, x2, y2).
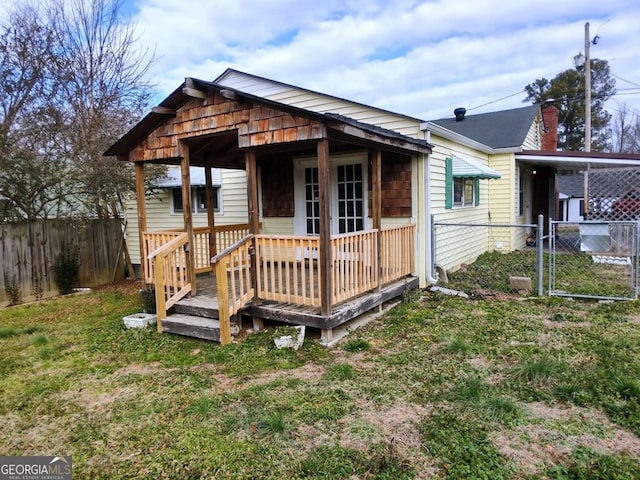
(516, 150, 640, 171)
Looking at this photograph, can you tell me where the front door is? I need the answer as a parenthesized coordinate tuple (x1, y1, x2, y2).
(294, 153, 368, 236)
(335, 163, 365, 234)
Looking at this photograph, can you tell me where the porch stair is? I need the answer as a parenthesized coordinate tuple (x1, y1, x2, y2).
(160, 287, 239, 342)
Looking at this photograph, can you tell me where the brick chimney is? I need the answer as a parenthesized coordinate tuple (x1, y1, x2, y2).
(541, 104, 559, 151)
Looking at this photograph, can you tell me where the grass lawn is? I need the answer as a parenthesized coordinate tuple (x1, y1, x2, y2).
(1, 272, 640, 478)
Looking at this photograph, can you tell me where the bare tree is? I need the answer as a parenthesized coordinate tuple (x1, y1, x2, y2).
(0, 4, 72, 220)
(608, 103, 640, 154)
(0, 0, 160, 222)
(50, 0, 156, 218)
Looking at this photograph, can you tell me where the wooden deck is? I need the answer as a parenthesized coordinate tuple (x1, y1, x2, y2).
(177, 272, 418, 335)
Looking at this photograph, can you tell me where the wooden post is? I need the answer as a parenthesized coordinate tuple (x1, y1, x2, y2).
(155, 256, 166, 331)
(372, 149, 382, 292)
(245, 150, 260, 235)
(134, 162, 148, 282)
(180, 141, 197, 295)
(245, 149, 260, 304)
(215, 259, 232, 344)
(205, 167, 217, 268)
(318, 138, 332, 316)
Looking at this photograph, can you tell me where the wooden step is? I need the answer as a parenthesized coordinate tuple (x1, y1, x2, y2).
(161, 313, 239, 342)
(174, 295, 219, 318)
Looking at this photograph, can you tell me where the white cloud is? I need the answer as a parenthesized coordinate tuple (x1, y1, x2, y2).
(4, 0, 637, 121)
(131, 0, 640, 122)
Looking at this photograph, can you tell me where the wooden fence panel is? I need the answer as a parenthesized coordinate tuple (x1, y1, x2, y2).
(0, 219, 124, 306)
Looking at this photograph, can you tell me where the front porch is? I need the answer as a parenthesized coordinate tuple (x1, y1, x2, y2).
(144, 223, 417, 343)
(105, 77, 431, 344)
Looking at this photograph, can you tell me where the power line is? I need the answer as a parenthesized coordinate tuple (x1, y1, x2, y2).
(611, 73, 640, 88)
(466, 89, 525, 112)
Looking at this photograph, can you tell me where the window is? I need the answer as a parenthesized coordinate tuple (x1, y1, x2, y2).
(453, 178, 475, 206)
(445, 157, 483, 209)
(517, 167, 524, 217)
(172, 186, 220, 214)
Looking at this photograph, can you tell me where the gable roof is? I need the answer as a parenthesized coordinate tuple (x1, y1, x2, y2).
(104, 77, 431, 158)
(557, 173, 584, 197)
(430, 105, 540, 150)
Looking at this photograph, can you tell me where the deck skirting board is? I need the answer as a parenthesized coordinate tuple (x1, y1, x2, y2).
(245, 276, 418, 329)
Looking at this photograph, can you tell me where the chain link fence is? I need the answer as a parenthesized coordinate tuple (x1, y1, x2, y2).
(432, 217, 543, 295)
(587, 167, 640, 221)
(549, 221, 639, 300)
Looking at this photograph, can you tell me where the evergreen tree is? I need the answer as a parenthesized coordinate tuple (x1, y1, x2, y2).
(524, 59, 616, 151)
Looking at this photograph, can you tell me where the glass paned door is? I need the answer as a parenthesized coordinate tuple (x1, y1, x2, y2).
(336, 164, 364, 233)
(304, 167, 320, 235)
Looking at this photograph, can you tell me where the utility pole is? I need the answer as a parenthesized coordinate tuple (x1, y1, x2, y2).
(584, 22, 591, 153)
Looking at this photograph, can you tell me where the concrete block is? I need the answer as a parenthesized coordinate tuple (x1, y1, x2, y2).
(509, 276, 531, 293)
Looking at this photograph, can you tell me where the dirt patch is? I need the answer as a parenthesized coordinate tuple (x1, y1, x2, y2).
(111, 361, 168, 377)
(467, 355, 492, 370)
(246, 363, 327, 387)
(492, 402, 640, 475)
(93, 279, 145, 295)
(543, 319, 591, 329)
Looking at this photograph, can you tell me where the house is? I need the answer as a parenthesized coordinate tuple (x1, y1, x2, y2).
(107, 76, 430, 344)
(109, 69, 640, 344)
(557, 174, 585, 222)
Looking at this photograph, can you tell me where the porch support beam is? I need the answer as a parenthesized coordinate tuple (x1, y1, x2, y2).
(135, 162, 147, 282)
(180, 140, 197, 295)
(318, 138, 332, 317)
(245, 149, 260, 235)
(205, 167, 217, 264)
(245, 149, 260, 304)
(371, 149, 382, 293)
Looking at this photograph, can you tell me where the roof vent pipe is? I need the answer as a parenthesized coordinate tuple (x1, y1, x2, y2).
(454, 107, 466, 122)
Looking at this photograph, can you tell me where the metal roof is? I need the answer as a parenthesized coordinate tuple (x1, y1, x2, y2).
(451, 155, 501, 179)
(153, 167, 222, 188)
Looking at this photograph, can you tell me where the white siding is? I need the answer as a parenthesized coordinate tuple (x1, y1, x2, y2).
(430, 135, 496, 271)
(218, 71, 423, 139)
(522, 115, 543, 150)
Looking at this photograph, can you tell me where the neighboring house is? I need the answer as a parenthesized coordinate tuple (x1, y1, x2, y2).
(124, 166, 248, 273)
(557, 174, 585, 222)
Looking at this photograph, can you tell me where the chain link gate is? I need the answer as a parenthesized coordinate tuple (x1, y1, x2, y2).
(549, 220, 639, 300)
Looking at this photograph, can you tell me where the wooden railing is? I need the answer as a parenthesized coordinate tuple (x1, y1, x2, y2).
(147, 232, 191, 325)
(380, 225, 415, 284)
(211, 235, 255, 345)
(253, 226, 414, 308)
(331, 230, 378, 304)
(255, 235, 321, 307)
(142, 223, 255, 282)
(142, 231, 183, 283)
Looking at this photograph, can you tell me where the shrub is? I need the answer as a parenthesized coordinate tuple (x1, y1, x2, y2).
(4, 276, 21, 305)
(53, 243, 80, 295)
(140, 286, 156, 313)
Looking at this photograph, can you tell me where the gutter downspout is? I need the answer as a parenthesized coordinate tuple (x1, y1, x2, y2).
(422, 127, 438, 285)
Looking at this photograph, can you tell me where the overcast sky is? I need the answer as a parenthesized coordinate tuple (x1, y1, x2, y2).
(6, 0, 640, 121)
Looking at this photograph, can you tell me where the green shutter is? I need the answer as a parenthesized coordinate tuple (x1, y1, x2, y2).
(474, 179, 480, 206)
(445, 157, 453, 209)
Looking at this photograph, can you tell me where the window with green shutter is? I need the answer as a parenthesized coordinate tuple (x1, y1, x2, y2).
(445, 157, 480, 208)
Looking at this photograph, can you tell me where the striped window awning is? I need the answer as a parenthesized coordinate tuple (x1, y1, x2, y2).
(451, 156, 501, 179)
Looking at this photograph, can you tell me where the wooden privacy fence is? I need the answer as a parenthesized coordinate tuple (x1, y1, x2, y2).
(0, 218, 125, 305)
